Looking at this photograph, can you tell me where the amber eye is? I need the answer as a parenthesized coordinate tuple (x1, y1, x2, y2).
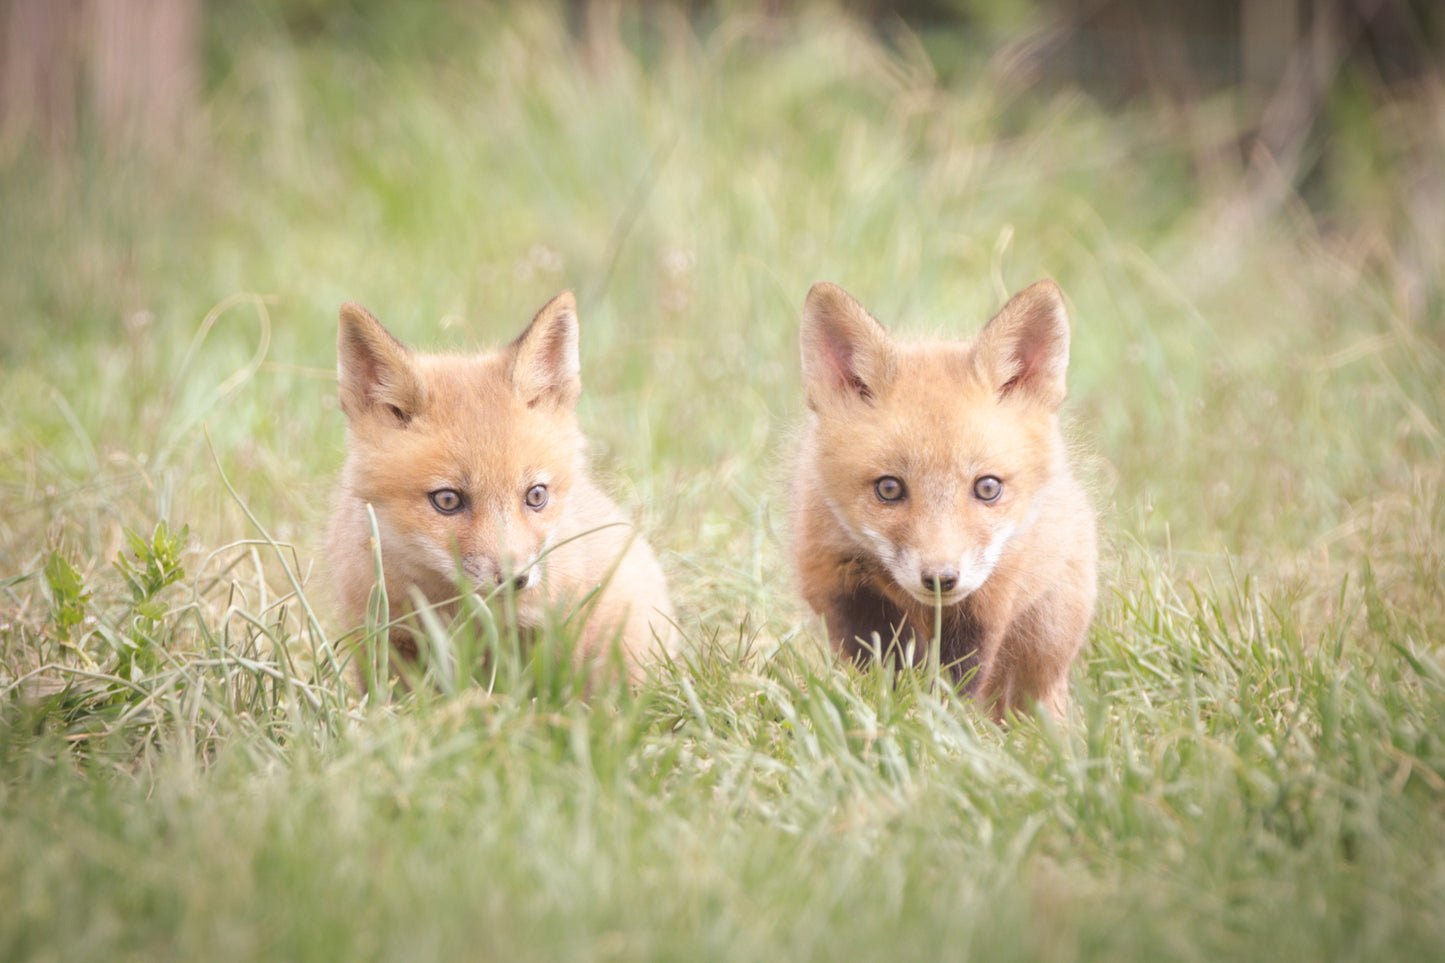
(874, 476, 906, 502)
(973, 476, 1003, 502)
(429, 489, 465, 514)
(524, 484, 549, 510)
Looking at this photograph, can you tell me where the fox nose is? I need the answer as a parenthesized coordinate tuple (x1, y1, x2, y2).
(495, 571, 533, 592)
(921, 567, 959, 594)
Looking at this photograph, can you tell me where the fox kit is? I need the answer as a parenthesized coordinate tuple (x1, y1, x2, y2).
(328, 291, 677, 683)
(793, 279, 1097, 719)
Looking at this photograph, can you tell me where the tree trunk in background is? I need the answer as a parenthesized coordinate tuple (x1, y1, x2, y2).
(90, 0, 200, 154)
(0, 0, 83, 154)
(0, 0, 200, 158)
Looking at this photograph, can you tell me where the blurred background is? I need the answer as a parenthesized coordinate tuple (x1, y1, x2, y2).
(8, 1, 1442, 155)
(4, 8, 1443, 957)
(1, 0, 1441, 643)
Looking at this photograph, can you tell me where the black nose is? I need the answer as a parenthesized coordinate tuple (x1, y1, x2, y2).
(494, 571, 531, 592)
(921, 568, 958, 594)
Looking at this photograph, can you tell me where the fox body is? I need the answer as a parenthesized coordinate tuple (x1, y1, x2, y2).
(793, 279, 1097, 719)
(328, 291, 676, 682)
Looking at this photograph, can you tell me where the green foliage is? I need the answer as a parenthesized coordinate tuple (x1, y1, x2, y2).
(43, 551, 90, 638)
(115, 523, 187, 611)
(1, 3, 1443, 960)
(109, 522, 189, 676)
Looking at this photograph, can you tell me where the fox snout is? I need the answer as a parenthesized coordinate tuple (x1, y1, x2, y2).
(905, 556, 973, 603)
(894, 525, 1000, 603)
(919, 566, 959, 595)
(461, 555, 539, 594)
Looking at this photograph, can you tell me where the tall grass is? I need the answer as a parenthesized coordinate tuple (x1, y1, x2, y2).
(1, 3, 1442, 959)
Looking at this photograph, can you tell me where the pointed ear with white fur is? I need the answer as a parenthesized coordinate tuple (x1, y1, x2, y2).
(337, 302, 426, 425)
(800, 282, 897, 408)
(973, 279, 1071, 410)
(510, 290, 581, 409)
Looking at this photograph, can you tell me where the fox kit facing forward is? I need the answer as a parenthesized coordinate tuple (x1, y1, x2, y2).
(793, 279, 1097, 719)
(328, 291, 676, 683)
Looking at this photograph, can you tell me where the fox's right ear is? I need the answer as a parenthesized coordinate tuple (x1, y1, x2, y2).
(800, 282, 897, 408)
(337, 302, 426, 424)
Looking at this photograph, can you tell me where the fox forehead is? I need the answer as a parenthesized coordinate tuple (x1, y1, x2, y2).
(812, 342, 1059, 481)
(351, 351, 583, 498)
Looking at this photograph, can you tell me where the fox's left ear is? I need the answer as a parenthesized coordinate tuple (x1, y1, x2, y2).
(510, 290, 582, 409)
(974, 279, 1071, 410)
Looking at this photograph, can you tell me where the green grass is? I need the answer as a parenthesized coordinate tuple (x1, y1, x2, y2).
(2, 3, 1443, 960)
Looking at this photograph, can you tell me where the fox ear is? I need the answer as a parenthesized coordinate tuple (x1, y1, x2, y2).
(974, 279, 1071, 410)
(337, 302, 426, 424)
(510, 290, 581, 409)
(801, 282, 897, 407)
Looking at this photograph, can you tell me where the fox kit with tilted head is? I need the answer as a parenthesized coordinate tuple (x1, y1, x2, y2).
(327, 291, 677, 684)
(793, 279, 1097, 720)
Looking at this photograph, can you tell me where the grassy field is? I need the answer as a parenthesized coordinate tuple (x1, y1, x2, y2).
(2, 3, 1443, 959)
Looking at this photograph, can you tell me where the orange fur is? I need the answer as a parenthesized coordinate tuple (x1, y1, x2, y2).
(327, 291, 676, 684)
(792, 279, 1097, 720)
